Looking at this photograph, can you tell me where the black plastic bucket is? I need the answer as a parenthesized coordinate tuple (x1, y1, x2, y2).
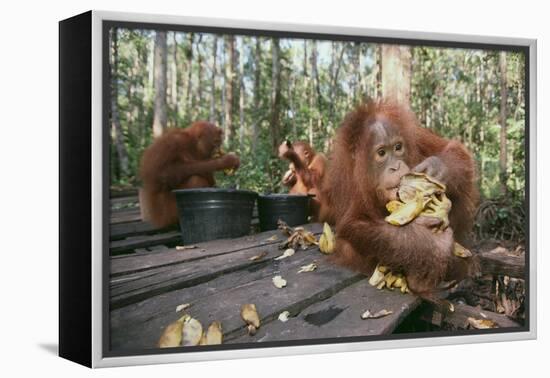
(173, 188, 258, 244)
(257, 194, 311, 231)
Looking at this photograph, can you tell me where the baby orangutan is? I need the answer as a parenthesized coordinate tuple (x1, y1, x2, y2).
(278, 140, 327, 221)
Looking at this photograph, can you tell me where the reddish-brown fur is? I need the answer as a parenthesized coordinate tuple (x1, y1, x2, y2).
(279, 141, 328, 220)
(322, 99, 479, 296)
(139, 121, 240, 228)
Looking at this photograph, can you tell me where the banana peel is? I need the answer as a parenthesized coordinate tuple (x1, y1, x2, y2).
(212, 147, 235, 176)
(319, 222, 335, 254)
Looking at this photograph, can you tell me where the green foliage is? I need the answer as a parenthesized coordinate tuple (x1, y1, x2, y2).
(109, 28, 527, 240)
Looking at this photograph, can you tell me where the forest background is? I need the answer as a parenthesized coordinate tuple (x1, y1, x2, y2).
(108, 28, 526, 241)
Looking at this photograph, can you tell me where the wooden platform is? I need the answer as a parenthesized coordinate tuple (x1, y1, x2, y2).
(109, 193, 523, 352)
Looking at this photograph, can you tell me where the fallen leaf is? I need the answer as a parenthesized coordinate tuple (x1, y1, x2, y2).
(275, 248, 295, 260)
(298, 263, 317, 273)
(182, 315, 203, 346)
(247, 324, 257, 335)
(272, 275, 287, 288)
(467, 317, 498, 329)
(176, 245, 198, 251)
(158, 316, 185, 348)
(278, 311, 290, 322)
(205, 321, 223, 345)
(361, 309, 393, 319)
(240, 304, 260, 328)
(249, 251, 268, 261)
(265, 235, 278, 242)
(175, 303, 191, 313)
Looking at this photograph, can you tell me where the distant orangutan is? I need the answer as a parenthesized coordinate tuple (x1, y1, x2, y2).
(139, 121, 240, 228)
(321, 99, 479, 299)
(278, 140, 328, 221)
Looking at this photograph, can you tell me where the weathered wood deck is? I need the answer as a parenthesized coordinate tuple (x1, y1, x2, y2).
(109, 193, 523, 352)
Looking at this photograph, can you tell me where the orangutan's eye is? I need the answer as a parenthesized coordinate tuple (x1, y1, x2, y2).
(395, 143, 402, 151)
(377, 149, 386, 157)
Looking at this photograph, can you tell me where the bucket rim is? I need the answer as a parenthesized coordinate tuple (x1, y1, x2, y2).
(172, 187, 258, 196)
(259, 193, 313, 199)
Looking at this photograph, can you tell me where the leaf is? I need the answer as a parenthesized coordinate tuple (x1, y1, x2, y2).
(240, 304, 261, 328)
(467, 317, 498, 329)
(176, 245, 198, 250)
(265, 235, 278, 242)
(298, 263, 317, 273)
(275, 248, 295, 260)
(272, 275, 287, 288)
(361, 309, 393, 319)
(278, 311, 290, 322)
(158, 316, 185, 348)
(182, 315, 204, 346)
(205, 321, 223, 345)
(249, 251, 268, 261)
(175, 303, 191, 313)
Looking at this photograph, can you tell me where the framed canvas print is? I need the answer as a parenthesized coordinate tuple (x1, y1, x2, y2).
(59, 10, 537, 368)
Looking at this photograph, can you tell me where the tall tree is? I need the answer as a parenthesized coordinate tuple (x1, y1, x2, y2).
(381, 45, 411, 104)
(210, 36, 218, 123)
(499, 51, 508, 195)
(183, 33, 194, 121)
(270, 38, 282, 155)
(171, 32, 179, 125)
(110, 27, 129, 177)
(224, 35, 237, 145)
(152, 30, 168, 138)
(196, 34, 204, 117)
(238, 40, 246, 148)
(251, 37, 262, 152)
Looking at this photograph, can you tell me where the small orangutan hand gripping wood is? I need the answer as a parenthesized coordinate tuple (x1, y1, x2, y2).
(278, 140, 327, 220)
(322, 100, 479, 298)
(139, 121, 240, 228)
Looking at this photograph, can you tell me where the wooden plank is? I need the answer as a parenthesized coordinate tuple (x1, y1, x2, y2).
(110, 188, 138, 198)
(109, 228, 324, 309)
(420, 302, 521, 329)
(229, 279, 421, 344)
(110, 249, 362, 350)
(110, 195, 139, 206)
(479, 248, 525, 279)
(110, 209, 142, 224)
(109, 231, 182, 255)
(110, 223, 323, 276)
(109, 220, 175, 240)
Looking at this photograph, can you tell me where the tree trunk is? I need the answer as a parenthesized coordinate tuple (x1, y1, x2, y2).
(329, 43, 345, 127)
(171, 32, 179, 126)
(224, 35, 235, 145)
(251, 38, 261, 152)
(310, 41, 323, 111)
(184, 33, 194, 121)
(110, 27, 129, 177)
(152, 30, 168, 138)
(375, 45, 382, 98)
(270, 38, 282, 155)
(209, 36, 218, 123)
(196, 34, 204, 118)
(499, 51, 508, 196)
(381, 45, 411, 105)
(238, 39, 246, 149)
